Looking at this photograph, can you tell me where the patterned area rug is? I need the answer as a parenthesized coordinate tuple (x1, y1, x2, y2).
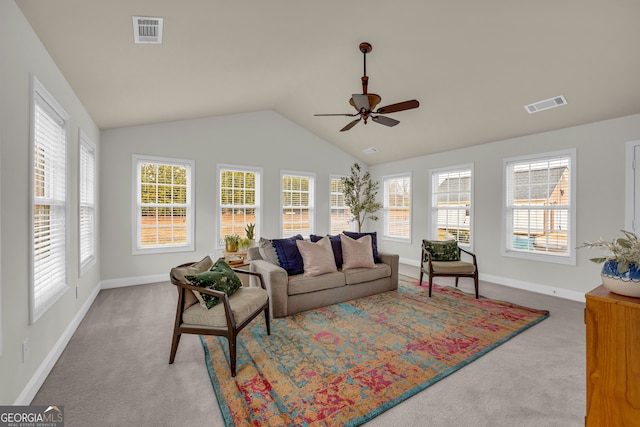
(201, 278, 549, 426)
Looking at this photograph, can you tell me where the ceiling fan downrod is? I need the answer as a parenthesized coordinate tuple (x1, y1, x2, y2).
(359, 42, 372, 95)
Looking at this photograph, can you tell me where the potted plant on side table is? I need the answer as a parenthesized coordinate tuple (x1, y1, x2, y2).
(224, 234, 241, 253)
(579, 230, 640, 297)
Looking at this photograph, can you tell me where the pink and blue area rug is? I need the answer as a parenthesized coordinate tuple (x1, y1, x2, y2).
(201, 279, 549, 426)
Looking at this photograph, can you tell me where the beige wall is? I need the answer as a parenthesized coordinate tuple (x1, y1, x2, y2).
(370, 113, 640, 296)
(1, 1, 101, 404)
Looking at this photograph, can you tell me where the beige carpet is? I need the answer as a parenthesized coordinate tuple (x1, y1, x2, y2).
(32, 276, 586, 426)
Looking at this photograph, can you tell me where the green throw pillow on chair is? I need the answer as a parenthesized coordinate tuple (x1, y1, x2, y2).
(423, 239, 460, 262)
(185, 259, 243, 309)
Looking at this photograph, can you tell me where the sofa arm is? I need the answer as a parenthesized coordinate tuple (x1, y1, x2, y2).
(249, 259, 289, 318)
(379, 252, 399, 290)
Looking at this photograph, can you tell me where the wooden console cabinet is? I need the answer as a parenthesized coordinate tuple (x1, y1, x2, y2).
(585, 285, 640, 426)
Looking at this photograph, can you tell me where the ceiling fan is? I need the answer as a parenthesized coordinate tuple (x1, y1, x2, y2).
(315, 42, 419, 132)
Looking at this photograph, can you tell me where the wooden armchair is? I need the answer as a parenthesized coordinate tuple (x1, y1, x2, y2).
(169, 257, 270, 377)
(419, 240, 479, 298)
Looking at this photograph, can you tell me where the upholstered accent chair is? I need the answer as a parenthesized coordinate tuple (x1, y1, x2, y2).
(169, 257, 270, 377)
(419, 239, 479, 298)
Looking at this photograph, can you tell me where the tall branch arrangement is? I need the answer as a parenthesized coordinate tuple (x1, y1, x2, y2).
(341, 163, 383, 232)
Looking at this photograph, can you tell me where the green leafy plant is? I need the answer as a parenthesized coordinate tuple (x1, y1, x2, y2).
(224, 234, 241, 252)
(239, 237, 251, 249)
(579, 230, 640, 274)
(244, 223, 255, 240)
(341, 163, 383, 232)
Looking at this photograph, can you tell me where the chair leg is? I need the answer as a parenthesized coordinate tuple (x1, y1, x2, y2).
(264, 306, 271, 336)
(418, 270, 424, 287)
(169, 331, 181, 364)
(455, 277, 459, 288)
(429, 275, 433, 297)
(474, 274, 479, 299)
(229, 335, 237, 377)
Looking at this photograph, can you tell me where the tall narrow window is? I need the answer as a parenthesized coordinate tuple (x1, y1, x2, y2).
(31, 76, 69, 323)
(383, 174, 411, 241)
(79, 131, 96, 274)
(281, 171, 314, 238)
(218, 165, 261, 246)
(330, 176, 351, 234)
(431, 165, 473, 246)
(133, 155, 194, 254)
(503, 150, 575, 264)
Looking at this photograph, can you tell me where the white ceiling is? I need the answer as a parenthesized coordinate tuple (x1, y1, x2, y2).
(16, 0, 640, 165)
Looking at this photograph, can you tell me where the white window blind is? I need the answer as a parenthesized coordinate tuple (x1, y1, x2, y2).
(218, 165, 261, 246)
(79, 132, 96, 273)
(281, 172, 314, 238)
(31, 77, 69, 322)
(431, 166, 472, 245)
(383, 174, 411, 241)
(330, 176, 351, 235)
(133, 155, 194, 254)
(504, 150, 575, 263)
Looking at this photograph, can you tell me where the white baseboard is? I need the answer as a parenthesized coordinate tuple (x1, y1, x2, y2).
(15, 283, 102, 405)
(101, 273, 168, 289)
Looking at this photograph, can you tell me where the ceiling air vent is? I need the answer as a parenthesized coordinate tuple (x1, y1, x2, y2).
(362, 147, 379, 155)
(132, 16, 163, 44)
(524, 95, 567, 114)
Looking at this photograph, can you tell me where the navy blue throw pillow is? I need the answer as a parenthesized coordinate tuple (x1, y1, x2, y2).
(342, 231, 380, 263)
(271, 234, 304, 275)
(310, 234, 343, 269)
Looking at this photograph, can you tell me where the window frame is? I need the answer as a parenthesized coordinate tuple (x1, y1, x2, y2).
(329, 175, 353, 235)
(430, 164, 474, 249)
(280, 170, 315, 239)
(131, 154, 195, 255)
(382, 172, 412, 243)
(30, 75, 70, 323)
(217, 164, 262, 248)
(79, 130, 97, 275)
(502, 149, 576, 265)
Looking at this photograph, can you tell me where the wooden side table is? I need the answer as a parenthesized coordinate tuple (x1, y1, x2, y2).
(585, 285, 640, 426)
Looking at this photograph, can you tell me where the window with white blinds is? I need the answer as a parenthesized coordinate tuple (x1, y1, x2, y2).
(281, 171, 314, 238)
(218, 165, 261, 247)
(330, 176, 352, 235)
(503, 150, 576, 264)
(79, 131, 96, 274)
(133, 155, 194, 254)
(383, 174, 411, 241)
(431, 165, 473, 246)
(31, 77, 69, 323)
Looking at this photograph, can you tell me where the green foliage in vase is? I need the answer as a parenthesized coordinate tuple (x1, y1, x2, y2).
(341, 163, 383, 232)
(244, 223, 255, 240)
(579, 230, 640, 274)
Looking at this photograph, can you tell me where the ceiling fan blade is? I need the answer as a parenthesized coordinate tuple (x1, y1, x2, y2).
(314, 113, 358, 117)
(340, 117, 361, 132)
(351, 94, 370, 111)
(372, 115, 400, 127)
(376, 99, 420, 114)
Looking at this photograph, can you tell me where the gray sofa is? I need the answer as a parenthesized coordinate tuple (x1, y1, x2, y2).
(247, 246, 399, 318)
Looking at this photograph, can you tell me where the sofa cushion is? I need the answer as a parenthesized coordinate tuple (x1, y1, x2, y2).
(310, 234, 343, 268)
(423, 239, 460, 261)
(185, 259, 243, 309)
(170, 255, 215, 308)
(182, 287, 268, 327)
(288, 271, 346, 296)
(343, 231, 381, 263)
(344, 263, 392, 285)
(340, 233, 376, 269)
(271, 234, 305, 275)
(296, 236, 338, 277)
(258, 237, 280, 266)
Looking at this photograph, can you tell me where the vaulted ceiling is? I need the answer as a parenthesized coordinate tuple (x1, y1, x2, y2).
(16, 0, 640, 165)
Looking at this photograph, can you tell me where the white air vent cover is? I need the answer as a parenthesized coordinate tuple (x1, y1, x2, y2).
(362, 147, 379, 155)
(524, 95, 567, 114)
(133, 16, 163, 44)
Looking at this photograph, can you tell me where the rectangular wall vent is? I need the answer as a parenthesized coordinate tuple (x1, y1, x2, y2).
(362, 147, 379, 155)
(524, 95, 567, 114)
(133, 16, 163, 44)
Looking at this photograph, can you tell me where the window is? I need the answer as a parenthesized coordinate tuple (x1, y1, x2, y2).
(281, 171, 314, 238)
(330, 176, 352, 234)
(133, 155, 194, 254)
(79, 131, 96, 274)
(31, 76, 69, 323)
(431, 165, 473, 246)
(218, 165, 261, 246)
(503, 149, 576, 264)
(383, 174, 411, 241)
